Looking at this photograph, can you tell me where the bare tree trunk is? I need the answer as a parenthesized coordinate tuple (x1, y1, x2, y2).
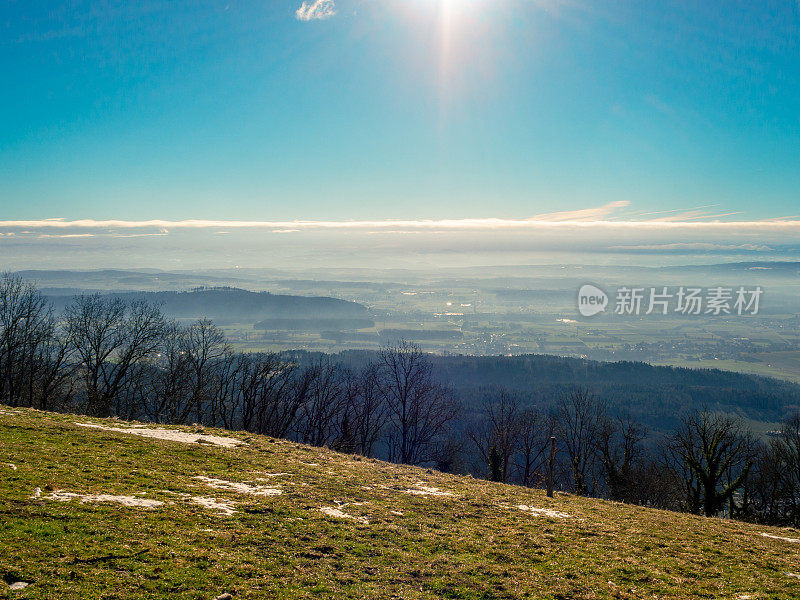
(547, 436, 556, 498)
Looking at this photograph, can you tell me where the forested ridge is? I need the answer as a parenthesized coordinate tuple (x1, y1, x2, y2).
(46, 287, 368, 320)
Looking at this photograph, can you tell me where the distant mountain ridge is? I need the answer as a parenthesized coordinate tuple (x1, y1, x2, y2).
(46, 287, 370, 322)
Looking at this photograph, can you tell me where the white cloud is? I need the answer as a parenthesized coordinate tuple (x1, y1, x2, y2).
(0, 215, 798, 232)
(296, 0, 336, 21)
(609, 243, 776, 252)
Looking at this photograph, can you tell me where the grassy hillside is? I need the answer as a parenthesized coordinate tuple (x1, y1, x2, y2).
(1, 409, 800, 599)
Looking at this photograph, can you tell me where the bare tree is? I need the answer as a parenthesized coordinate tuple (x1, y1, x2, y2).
(236, 353, 302, 435)
(741, 441, 775, 523)
(596, 415, 647, 502)
(252, 358, 311, 439)
(378, 341, 458, 465)
(556, 388, 605, 496)
(116, 361, 150, 421)
(625, 454, 685, 511)
(350, 363, 389, 457)
(209, 351, 244, 430)
(775, 414, 800, 525)
(182, 318, 229, 424)
(468, 389, 520, 482)
(143, 322, 194, 424)
(296, 359, 346, 448)
(328, 367, 360, 454)
(515, 407, 555, 488)
(0, 274, 71, 409)
(667, 410, 754, 517)
(29, 327, 75, 411)
(750, 414, 800, 525)
(65, 294, 165, 417)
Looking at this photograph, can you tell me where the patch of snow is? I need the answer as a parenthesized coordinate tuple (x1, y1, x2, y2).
(515, 505, 570, 519)
(761, 532, 800, 543)
(8, 582, 29, 591)
(390, 510, 404, 516)
(41, 490, 163, 509)
(5, 463, 17, 471)
(191, 496, 237, 516)
(320, 506, 369, 525)
(75, 422, 243, 449)
(787, 572, 800, 579)
(405, 482, 454, 497)
(193, 476, 281, 496)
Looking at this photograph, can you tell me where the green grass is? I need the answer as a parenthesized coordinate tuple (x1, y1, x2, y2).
(2, 408, 800, 599)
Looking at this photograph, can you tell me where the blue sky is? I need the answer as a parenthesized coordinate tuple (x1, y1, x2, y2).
(1, 1, 799, 270)
(2, 0, 799, 223)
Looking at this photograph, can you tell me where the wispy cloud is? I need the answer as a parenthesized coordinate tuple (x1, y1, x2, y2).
(36, 233, 95, 239)
(530, 200, 630, 222)
(296, 0, 336, 21)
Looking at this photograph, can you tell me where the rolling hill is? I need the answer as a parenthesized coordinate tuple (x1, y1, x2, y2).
(45, 287, 371, 324)
(2, 408, 800, 599)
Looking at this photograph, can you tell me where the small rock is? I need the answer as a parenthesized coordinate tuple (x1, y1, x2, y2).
(9, 582, 29, 591)
(31, 487, 41, 499)
(214, 594, 233, 600)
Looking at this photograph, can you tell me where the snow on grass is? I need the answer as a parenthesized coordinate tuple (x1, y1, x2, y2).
(75, 422, 243, 449)
(761, 532, 800, 544)
(191, 496, 237, 516)
(193, 476, 281, 496)
(404, 482, 454, 497)
(515, 505, 570, 519)
(320, 504, 369, 526)
(38, 490, 164, 509)
(8, 582, 29, 591)
(161, 489, 239, 516)
(255, 473, 290, 481)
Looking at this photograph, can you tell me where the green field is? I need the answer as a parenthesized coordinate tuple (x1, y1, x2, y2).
(2, 408, 800, 599)
(652, 351, 800, 385)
